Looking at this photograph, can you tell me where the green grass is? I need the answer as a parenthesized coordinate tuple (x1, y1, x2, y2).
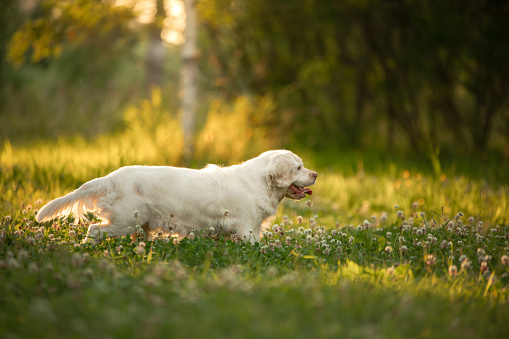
(1, 133, 509, 338)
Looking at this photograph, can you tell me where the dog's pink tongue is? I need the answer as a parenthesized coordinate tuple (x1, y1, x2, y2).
(304, 188, 312, 195)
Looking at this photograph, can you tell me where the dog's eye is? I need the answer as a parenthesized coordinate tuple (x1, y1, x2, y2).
(297, 165, 302, 170)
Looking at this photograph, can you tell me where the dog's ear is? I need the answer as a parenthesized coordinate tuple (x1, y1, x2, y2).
(267, 153, 295, 188)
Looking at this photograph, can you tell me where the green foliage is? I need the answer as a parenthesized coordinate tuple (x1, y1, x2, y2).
(199, 0, 509, 155)
(4, 0, 509, 159)
(7, 0, 135, 67)
(1, 204, 509, 337)
(1, 135, 509, 337)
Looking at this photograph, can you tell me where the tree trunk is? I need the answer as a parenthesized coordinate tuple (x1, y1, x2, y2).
(181, 0, 199, 166)
(145, 0, 166, 92)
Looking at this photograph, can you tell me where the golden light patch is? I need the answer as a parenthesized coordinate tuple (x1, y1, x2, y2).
(402, 170, 410, 179)
(394, 179, 402, 190)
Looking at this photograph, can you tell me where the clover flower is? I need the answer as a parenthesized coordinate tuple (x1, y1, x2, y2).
(305, 200, 313, 208)
(224, 209, 230, 217)
(425, 254, 436, 266)
(501, 255, 509, 266)
(448, 265, 458, 277)
(296, 216, 304, 224)
(480, 261, 489, 274)
(461, 258, 472, 270)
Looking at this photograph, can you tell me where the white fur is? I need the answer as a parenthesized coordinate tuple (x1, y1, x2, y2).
(36, 150, 317, 242)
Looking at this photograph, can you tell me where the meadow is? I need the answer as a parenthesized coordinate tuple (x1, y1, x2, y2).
(1, 128, 508, 338)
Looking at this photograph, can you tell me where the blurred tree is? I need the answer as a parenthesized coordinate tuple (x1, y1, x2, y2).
(198, 0, 509, 156)
(181, 0, 199, 165)
(7, 0, 136, 68)
(4, 0, 509, 159)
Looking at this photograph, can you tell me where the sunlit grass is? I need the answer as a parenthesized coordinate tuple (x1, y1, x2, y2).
(1, 106, 509, 337)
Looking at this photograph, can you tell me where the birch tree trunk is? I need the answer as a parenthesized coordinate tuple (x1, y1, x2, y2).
(145, 0, 166, 91)
(181, 0, 199, 165)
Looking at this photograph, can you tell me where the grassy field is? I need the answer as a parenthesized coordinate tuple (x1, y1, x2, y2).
(1, 133, 508, 338)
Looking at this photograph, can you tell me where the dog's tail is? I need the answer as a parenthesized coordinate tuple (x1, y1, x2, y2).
(36, 177, 112, 223)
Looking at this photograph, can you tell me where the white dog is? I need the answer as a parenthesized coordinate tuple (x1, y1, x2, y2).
(35, 150, 317, 242)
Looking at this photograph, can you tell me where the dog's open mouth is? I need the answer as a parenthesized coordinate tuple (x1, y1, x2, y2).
(286, 184, 312, 199)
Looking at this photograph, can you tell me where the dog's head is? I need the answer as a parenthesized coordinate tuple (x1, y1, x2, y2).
(265, 150, 317, 200)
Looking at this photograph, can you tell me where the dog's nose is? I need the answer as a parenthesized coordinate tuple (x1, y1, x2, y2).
(311, 172, 317, 179)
